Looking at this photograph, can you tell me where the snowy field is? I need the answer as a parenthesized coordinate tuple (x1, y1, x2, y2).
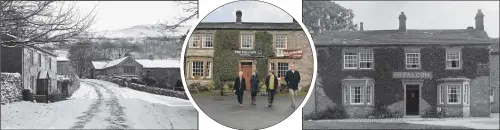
(1, 79, 197, 129)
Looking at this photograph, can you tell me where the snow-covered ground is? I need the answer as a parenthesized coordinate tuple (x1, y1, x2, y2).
(1, 79, 197, 129)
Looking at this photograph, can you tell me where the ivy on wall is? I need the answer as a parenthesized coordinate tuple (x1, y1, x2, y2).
(316, 45, 490, 112)
(254, 31, 274, 81)
(213, 30, 240, 88)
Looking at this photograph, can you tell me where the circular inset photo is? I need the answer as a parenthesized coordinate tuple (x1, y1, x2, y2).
(181, 1, 316, 129)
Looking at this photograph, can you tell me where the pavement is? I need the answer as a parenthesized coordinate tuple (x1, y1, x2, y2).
(303, 113, 500, 129)
(192, 92, 305, 130)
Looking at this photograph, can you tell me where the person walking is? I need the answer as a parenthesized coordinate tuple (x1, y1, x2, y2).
(250, 72, 260, 105)
(233, 71, 246, 107)
(285, 63, 300, 109)
(265, 70, 278, 107)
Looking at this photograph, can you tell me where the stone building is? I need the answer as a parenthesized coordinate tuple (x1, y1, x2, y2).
(91, 56, 181, 86)
(1, 34, 57, 102)
(184, 10, 313, 91)
(311, 10, 492, 118)
(491, 38, 499, 113)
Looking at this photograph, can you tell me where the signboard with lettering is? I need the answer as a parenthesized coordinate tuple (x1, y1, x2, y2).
(393, 72, 433, 79)
(233, 50, 263, 58)
(283, 49, 303, 59)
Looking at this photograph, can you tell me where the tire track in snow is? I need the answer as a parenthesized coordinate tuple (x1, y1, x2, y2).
(85, 81, 130, 129)
(70, 82, 104, 129)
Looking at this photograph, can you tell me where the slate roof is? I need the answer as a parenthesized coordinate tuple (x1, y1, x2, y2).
(314, 29, 491, 47)
(135, 59, 180, 68)
(195, 22, 302, 30)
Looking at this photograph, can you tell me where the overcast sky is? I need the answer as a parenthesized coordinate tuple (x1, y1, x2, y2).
(335, 1, 499, 38)
(201, 1, 294, 23)
(75, 1, 197, 31)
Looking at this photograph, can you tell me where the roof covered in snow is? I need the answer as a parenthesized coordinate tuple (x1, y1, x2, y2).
(102, 57, 129, 69)
(136, 59, 180, 68)
(92, 61, 109, 69)
(57, 57, 70, 62)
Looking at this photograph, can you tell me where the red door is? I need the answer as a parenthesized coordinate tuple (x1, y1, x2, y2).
(240, 62, 252, 91)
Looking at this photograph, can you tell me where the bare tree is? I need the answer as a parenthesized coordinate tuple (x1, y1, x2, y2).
(160, 1, 197, 32)
(0, 1, 98, 47)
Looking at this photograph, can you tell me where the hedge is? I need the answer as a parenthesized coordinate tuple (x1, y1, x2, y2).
(213, 30, 240, 88)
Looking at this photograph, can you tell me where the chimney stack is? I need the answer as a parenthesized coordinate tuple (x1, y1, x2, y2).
(236, 10, 242, 24)
(360, 22, 364, 31)
(398, 12, 407, 32)
(475, 9, 484, 31)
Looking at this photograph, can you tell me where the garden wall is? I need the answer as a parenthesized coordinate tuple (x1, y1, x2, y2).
(101, 76, 188, 100)
(1, 73, 23, 104)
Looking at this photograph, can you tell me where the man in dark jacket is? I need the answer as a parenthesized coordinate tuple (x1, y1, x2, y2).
(233, 71, 246, 107)
(285, 63, 301, 109)
(265, 70, 278, 107)
(250, 72, 260, 105)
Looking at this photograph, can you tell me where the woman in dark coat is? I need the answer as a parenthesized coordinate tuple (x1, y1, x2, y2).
(250, 72, 260, 105)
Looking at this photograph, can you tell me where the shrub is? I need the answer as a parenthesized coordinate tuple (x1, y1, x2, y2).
(304, 106, 348, 120)
(208, 80, 215, 91)
(369, 105, 403, 118)
(223, 84, 230, 92)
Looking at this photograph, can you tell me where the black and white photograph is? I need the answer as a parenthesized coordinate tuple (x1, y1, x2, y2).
(302, 1, 499, 129)
(1, 1, 198, 129)
(183, 0, 314, 129)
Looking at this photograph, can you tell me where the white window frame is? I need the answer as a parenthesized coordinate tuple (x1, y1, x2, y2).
(205, 61, 212, 78)
(438, 85, 445, 104)
(405, 52, 421, 69)
(343, 52, 358, 69)
(203, 34, 213, 48)
(365, 84, 373, 105)
(343, 80, 374, 106)
(447, 84, 461, 104)
(240, 34, 253, 49)
(277, 62, 289, 78)
(464, 83, 469, 105)
(446, 51, 461, 69)
(189, 34, 201, 48)
(191, 61, 204, 78)
(359, 52, 374, 69)
(350, 86, 364, 105)
(274, 34, 287, 49)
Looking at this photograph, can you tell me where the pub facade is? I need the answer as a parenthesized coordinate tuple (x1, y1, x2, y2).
(184, 10, 313, 90)
(313, 10, 492, 118)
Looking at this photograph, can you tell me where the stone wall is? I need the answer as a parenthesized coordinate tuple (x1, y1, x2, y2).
(490, 54, 499, 113)
(303, 75, 336, 116)
(470, 76, 491, 117)
(101, 76, 188, 100)
(1, 73, 23, 104)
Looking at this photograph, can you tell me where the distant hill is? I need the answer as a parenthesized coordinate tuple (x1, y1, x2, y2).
(95, 24, 191, 39)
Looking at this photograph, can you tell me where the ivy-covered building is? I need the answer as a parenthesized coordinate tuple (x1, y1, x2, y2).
(185, 10, 313, 90)
(313, 10, 492, 118)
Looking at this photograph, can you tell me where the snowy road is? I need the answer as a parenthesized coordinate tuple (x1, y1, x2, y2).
(1, 79, 197, 129)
